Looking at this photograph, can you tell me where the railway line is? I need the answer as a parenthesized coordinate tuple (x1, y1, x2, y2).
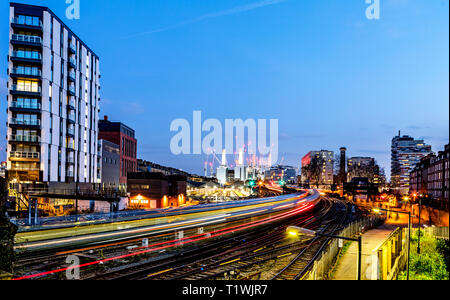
(13, 190, 357, 281)
(85, 197, 342, 280)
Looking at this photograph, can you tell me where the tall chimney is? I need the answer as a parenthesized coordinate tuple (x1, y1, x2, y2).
(339, 147, 347, 183)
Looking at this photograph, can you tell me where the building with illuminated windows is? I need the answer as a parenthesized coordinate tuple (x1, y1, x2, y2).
(301, 150, 334, 189)
(391, 132, 432, 195)
(6, 3, 101, 185)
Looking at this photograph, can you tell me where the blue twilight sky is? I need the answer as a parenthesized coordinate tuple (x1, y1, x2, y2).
(0, 0, 449, 179)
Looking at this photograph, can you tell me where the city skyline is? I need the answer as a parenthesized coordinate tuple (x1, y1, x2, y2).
(1, 0, 448, 179)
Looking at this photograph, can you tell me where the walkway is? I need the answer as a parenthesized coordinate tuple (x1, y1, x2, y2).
(332, 224, 396, 280)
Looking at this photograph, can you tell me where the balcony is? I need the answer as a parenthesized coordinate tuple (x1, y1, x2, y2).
(68, 71, 76, 82)
(69, 43, 77, 54)
(9, 135, 40, 143)
(9, 151, 40, 160)
(11, 34, 42, 47)
(9, 118, 41, 129)
(68, 85, 76, 96)
(67, 97, 76, 110)
(67, 127, 75, 137)
(10, 51, 42, 64)
(10, 67, 42, 79)
(66, 155, 75, 165)
(9, 166, 40, 172)
(11, 17, 43, 31)
(67, 113, 76, 124)
(10, 101, 41, 113)
(69, 57, 77, 69)
(10, 84, 41, 96)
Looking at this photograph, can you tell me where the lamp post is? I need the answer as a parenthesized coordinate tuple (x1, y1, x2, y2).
(416, 194, 422, 254)
(373, 207, 411, 280)
(287, 226, 363, 280)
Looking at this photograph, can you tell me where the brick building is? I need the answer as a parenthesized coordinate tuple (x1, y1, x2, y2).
(410, 144, 449, 210)
(98, 116, 137, 184)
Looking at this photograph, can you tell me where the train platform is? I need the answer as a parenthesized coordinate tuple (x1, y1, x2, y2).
(331, 224, 397, 280)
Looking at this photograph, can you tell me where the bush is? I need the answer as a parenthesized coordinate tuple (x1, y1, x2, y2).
(398, 232, 449, 280)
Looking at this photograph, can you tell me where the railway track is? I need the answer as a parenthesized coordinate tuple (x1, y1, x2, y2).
(86, 198, 338, 280)
(271, 199, 351, 280)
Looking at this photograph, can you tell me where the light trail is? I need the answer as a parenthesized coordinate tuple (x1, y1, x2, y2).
(13, 200, 316, 280)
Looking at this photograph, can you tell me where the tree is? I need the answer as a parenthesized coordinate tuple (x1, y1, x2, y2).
(302, 155, 326, 188)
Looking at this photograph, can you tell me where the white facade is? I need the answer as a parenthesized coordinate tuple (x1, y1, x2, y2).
(7, 4, 100, 184)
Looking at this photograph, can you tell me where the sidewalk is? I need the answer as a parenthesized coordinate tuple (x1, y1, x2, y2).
(332, 224, 397, 280)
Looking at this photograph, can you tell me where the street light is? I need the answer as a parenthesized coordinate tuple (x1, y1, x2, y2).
(372, 207, 411, 280)
(286, 226, 363, 280)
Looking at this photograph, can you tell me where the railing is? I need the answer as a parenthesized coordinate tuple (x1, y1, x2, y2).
(304, 216, 384, 280)
(10, 119, 41, 126)
(11, 51, 42, 60)
(68, 113, 76, 122)
(11, 34, 42, 45)
(9, 135, 40, 142)
(67, 127, 75, 136)
(9, 151, 40, 159)
(10, 102, 41, 110)
(67, 155, 75, 164)
(11, 68, 42, 77)
(9, 166, 40, 171)
(69, 57, 76, 68)
(411, 226, 449, 240)
(11, 84, 41, 93)
(69, 43, 77, 53)
(68, 85, 76, 95)
(11, 17, 42, 28)
(68, 71, 76, 81)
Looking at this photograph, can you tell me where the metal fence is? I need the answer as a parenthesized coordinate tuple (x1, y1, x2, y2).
(411, 226, 449, 240)
(303, 216, 383, 280)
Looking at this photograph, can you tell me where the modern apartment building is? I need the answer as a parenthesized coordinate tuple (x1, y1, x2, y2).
(6, 3, 101, 184)
(99, 116, 137, 184)
(301, 150, 334, 188)
(391, 133, 432, 194)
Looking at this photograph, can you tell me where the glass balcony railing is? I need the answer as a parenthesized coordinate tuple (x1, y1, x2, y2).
(68, 85, 76, 95)
(11, 17, 42, 28)
(9, 165, 40, 171)
(68, 97, 76, 108)
(9, 151, 40, 159)
(67, 128, 75, 136)
(68, 71, 76, 81)
(10, 119, 41, 126)
(68, 113, 76, 122)
(69, 43, 77, 54)
(11, 51, 42, 60)
(67, 155, 75, 164)
(69, 57, 76, 68)
(11, 85, 41, 93)
(11, 102, 41, 110)
(9, 135, 40, 142)
(11, 67, 42, 77)
(11, 34, 42, 45)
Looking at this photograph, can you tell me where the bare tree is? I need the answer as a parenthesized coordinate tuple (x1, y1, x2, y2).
(302, 155, 326, 188)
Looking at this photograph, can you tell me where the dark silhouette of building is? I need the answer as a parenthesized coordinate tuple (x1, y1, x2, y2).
(127, 172, 187, 209)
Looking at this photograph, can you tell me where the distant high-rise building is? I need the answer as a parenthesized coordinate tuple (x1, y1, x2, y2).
(6, 3, 100, 184)
(391, 132, 432, 194)
(99, 116, 137, 184)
